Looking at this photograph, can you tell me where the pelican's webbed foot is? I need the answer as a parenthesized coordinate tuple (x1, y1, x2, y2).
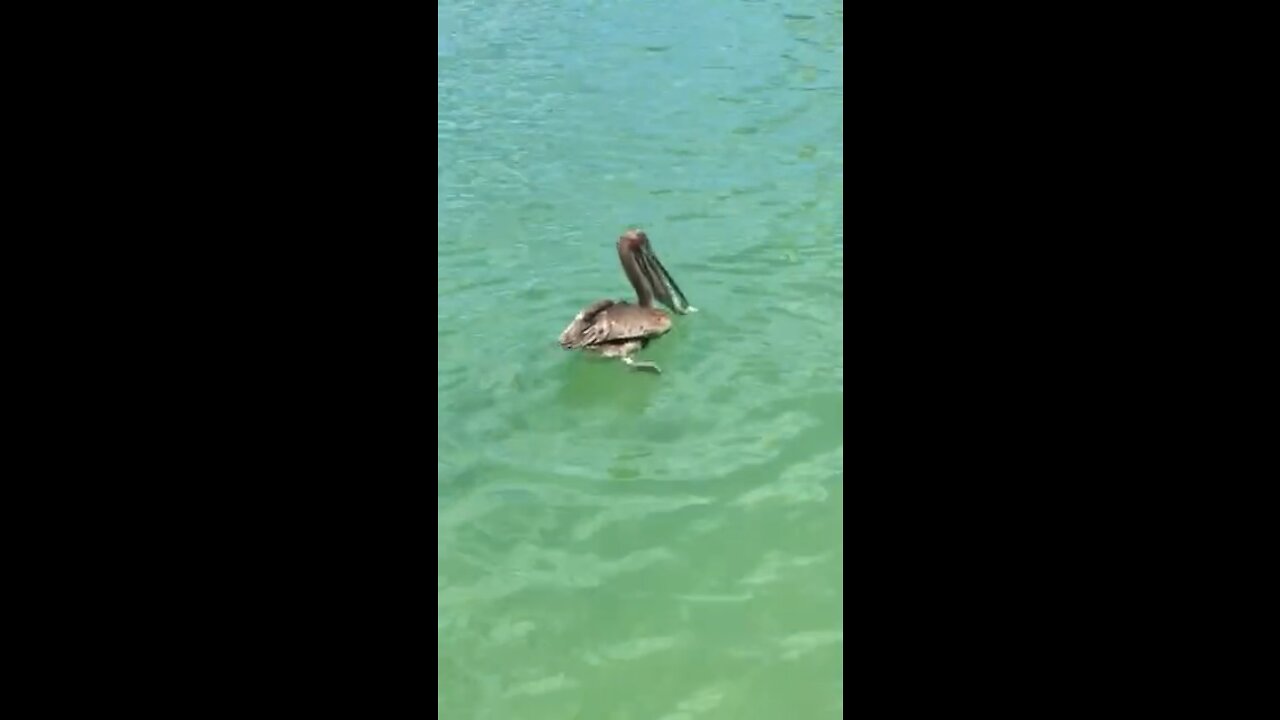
(623, 357, 662, 374)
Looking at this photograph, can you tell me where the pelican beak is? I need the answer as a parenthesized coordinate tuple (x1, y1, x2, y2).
(640, 244, 694, 314)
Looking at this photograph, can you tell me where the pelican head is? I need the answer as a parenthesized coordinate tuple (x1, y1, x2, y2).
(617, 229, 695, 314)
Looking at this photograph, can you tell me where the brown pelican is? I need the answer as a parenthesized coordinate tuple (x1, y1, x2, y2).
(559, 229, 696, 373)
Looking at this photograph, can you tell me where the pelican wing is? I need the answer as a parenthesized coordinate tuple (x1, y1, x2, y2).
(559, 300, 668, 349)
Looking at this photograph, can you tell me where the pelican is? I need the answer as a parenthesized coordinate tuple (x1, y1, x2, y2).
(559, 229, 696, 373)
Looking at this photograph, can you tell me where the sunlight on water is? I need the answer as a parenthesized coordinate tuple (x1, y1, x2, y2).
(440, 1, 842, 717)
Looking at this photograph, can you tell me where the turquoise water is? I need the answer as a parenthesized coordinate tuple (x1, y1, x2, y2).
(439, 1, 842, 717)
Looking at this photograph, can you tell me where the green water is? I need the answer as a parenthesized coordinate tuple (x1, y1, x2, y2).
(439, 1, 842, 717)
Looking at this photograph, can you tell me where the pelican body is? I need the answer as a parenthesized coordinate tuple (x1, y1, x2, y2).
(559, 229, 695, 373)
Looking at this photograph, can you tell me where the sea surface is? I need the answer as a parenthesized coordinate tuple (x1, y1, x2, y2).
(439, 1, 843, 717)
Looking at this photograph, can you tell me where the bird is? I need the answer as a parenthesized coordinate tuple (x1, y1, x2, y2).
(558, 229, 696, 373)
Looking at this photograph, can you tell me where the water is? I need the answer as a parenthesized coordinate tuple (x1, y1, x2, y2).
(439, 1, 842, 717)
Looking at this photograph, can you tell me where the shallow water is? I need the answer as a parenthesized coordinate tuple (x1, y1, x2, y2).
(439, 1, 843, 717)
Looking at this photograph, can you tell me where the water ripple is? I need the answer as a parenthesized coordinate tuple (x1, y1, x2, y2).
(440, 0, 842, 716)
